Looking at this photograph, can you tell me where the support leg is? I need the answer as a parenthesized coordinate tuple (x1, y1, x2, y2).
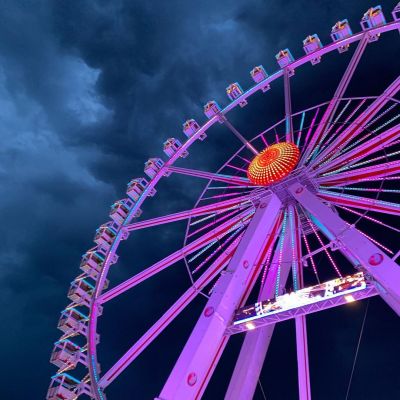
(157, 195, 282, 400)
(225, 215, 292, 400)
(289, 205, 312, 400)
(295, 316, 311, 400)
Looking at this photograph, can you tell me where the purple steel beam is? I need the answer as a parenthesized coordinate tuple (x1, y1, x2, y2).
(284, 68, 293, 142)
(290, 183, 400, 315)
(226, 284, 377, 335)
(300, 108, 320, 163)
(289, 205, 312, 400)
(225, 221, 292, 400)
(157, 195, 282, 400)
(311, 75, 400, 167)
(98, 208, 253, 304)
(316, 123, 400, 175)
(317, 159, 400, 187)
(124, 194, 255, 232)
(98, 233, 243, 389)
(302, 36, 368, 163)
(167, 166, 251, 186)
(318, 189, 400, 216)
(223, 118, 259, 155)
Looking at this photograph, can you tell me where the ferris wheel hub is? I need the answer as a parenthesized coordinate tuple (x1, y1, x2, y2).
(247, 142, 300, 186)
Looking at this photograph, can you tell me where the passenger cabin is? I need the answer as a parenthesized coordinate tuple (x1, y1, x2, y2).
(67, 278, 94, 306)
(126, 177, 156, 201)
(47, 373, 80, 400)
(226, 83, 247, 107)
(303, 34, 323, 65)
(183, 119, 206, 141)
(250, 65, 270, 92)
(275, 49, 294, 71)
(393, 2, 400, 21)
(80, 246, 106, 277)
(94, 222, 119, 247)
(50, 339, 84, 370)
(331, 20, 352, 52)
(110, 198, 134, 225)
(144, 158, 165, 179)
(58, 308, 88, 335)
(361, 6, 386, 41)
(163, 138, 189, 158)
(204, 101, 223, 122)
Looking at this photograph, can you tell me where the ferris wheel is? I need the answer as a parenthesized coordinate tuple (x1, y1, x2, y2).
(48, 4, 400, 400)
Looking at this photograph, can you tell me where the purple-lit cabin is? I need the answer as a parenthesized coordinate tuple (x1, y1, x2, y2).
(163, 138, 189, 158)
(226, 83, 247, 107)
(204, 100, 223, 120)
(58, 308, 88, 335)
(303, 34, 323, 65)
(331, 20, 352, 52)
(47, 373, 80, 400)
(361, 6, 386, 41)
(50, 339, 84, 370)
(94, 222, 119, 247)
(393, 2, 400, 21)
(67, 278, 94, 306)
(80, 246, 106, 278)
(126, 177, 156, 201)
(361, 6, 386, 29)
(183, 118, 206, 141)
(275, 49, 294, 69)
(110, 198, 134, 225)
(144, 158, 165, 179)
(250, 65, 270, 92)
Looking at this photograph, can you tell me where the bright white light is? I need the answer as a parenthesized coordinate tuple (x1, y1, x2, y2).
(344, 294, 355, 303)
(245, 322, 256, 330)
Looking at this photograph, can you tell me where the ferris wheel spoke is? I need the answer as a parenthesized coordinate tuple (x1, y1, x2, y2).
(318, 189, 400, 216)
(318, 147, 400, 180)
(223, 117, 259, 155)
(98, 209, 252, 304)
(198, 190, 254, 201)
(311, 75, 400, 167)
(302, 36, 368, 163)
(187, 207, 247, 240)
(124, 194, 255, 232)
(301, 222, 320, 283)
(98, 234, 243, 389)
(167, 165, 251, 186)
(335, 204, 400, 234)
(290, 183, 400, 316)
(317, 159, 400, 186)
(311, 98, 368, 164)
(288, 205, 302, 290)
(345, 222, 393, 255)
(299, 108, 320, 164)
(284, 68, 293, 142)
(315, 122, 400, 175)
(302, 208, 343, 278)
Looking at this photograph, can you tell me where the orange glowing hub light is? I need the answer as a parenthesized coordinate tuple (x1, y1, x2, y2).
(247, 142, 300, 186)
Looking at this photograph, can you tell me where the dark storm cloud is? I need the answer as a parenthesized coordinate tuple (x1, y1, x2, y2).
(0, 0, 399, 399)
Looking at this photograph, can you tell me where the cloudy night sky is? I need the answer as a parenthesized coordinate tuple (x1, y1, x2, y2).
(1, 0, 400, 399)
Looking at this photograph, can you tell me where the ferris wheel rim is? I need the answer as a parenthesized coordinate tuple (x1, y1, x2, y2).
(45, 15, 400, 400)
(89, 21, 400, 400)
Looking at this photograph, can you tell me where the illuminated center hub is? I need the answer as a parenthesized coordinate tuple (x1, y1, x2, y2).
(247, 142, 300, 186)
